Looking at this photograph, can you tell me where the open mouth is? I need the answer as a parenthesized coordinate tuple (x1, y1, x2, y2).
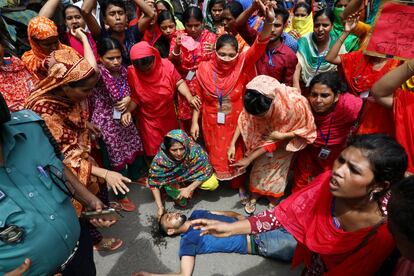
(329, 176, 340, 190)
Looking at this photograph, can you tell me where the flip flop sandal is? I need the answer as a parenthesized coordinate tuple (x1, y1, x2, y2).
(244, 200, 256, 215)
(109, 201, 122, 212)
(133, 176, 148, 186)
(93, 238, 123, 251)
(239, 191, 250, 205)
(117, 198, 136, 212)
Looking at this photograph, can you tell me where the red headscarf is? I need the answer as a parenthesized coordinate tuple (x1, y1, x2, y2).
(196, 50, 246, 98)
(127, 41, 178, 117)
(274, 171, 395, 275)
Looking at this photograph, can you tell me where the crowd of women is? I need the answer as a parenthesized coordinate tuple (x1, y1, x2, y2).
(1, 0, 414, 273)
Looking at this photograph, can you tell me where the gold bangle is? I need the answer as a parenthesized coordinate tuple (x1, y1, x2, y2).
(104, 169, 109, 180)
(407, 62, 414, 74)
(338, 37, 344, 43)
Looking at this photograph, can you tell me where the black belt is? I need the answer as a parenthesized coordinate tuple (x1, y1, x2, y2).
(56, 241, 79, 273)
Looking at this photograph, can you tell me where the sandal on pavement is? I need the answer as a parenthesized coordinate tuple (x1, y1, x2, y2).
(134, 176, 148, 186)
(239, 191, 249, 205)
(116, 198, 136, 212)
(93, 237, 123, 251)
(244, 200, 256, 215)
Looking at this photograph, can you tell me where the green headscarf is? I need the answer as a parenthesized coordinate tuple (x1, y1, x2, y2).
(331, 6, 360, 52)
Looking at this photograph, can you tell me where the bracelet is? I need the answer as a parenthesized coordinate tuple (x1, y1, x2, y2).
(103, 169, 109, 180)
(172, 49, 182, 56)
(407, 62, 414, 74)
(338, 37, 345, 43)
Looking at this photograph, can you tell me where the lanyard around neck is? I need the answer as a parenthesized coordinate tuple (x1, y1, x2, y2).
(213, 71, 223, 110)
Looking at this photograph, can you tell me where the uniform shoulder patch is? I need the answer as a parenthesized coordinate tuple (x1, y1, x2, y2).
(7, 110, 43, 125)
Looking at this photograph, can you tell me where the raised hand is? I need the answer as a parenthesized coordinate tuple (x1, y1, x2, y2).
(344, 12, 359, 32)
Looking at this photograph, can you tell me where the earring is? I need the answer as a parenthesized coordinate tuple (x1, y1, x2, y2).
(369, 191, 375, 201)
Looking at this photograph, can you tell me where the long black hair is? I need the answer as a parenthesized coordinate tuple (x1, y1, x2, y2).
(97, 37, 122, 57)
(313, 8, 335, 23)
(347, 134, 407, 199)
(309, 72, 347, 95)
(182, 6, 203, 24)
(215, 33, 238, 52)
(155, 10, 176, 57)
(388, 176, 414, 243)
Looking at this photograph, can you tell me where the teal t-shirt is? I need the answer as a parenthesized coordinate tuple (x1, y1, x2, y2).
(0, 110, 80, 275)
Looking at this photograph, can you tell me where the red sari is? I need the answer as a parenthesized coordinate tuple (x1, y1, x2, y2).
(128, 42, 181, 156)
(292, 93, 363, 193)
(339, 51, 400, 135)
(169, 29, 217, 122)
(195, 37, 269, 181)
(248, 171, 395, 275)
(394, 89, 414, 174)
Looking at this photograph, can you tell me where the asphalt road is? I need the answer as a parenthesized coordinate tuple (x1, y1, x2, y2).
(94, 183, 302, 276)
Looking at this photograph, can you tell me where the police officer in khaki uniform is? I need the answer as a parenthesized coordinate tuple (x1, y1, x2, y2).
(0, 94, 114, 275)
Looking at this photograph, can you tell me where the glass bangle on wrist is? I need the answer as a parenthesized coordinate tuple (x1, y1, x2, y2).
(172, 49, 182, 56)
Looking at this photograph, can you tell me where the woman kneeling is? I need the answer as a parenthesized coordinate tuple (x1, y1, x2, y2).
(149, 129, 219, 219)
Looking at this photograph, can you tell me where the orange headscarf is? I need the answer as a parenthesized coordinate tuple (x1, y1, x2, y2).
(21, 16, 70, 80)
(238, 75, 317, 154)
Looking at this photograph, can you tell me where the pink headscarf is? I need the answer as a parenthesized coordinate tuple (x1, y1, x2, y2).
(238, 75, 317, 153)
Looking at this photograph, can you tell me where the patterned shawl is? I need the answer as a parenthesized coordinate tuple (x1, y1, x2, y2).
(148, 129, 213, 188)
(297, 33, 346, 86)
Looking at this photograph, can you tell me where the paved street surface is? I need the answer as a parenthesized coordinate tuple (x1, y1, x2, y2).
(95, 183, 302, 276)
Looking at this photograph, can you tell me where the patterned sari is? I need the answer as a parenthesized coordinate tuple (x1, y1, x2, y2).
(25, 48, 99, 215)
(89, 65, 143, 170)
(0, 56, 36, 112)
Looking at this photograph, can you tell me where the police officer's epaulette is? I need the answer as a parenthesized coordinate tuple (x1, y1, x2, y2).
(7, 110, 43, 125)
(8, 110, 64, 160)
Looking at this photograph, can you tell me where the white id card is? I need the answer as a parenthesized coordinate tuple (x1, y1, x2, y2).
(186, 70, 195, 81)
(360, 91, 370, 99)
(113, 108, 122, 120)
(217, 112, 225, 124)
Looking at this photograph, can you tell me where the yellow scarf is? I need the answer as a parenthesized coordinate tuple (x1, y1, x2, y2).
(286, 14, 313, 37)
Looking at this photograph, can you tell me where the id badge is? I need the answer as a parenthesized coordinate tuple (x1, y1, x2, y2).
(186, 70, 195, 81)
(113, 108, 122, 120)
(360, 91, 370, 99)
(318, 147, 331, 159)
(217, 112, 225, 124)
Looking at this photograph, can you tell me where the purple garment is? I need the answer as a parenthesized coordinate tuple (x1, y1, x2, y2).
(89, 64, 143, 169)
